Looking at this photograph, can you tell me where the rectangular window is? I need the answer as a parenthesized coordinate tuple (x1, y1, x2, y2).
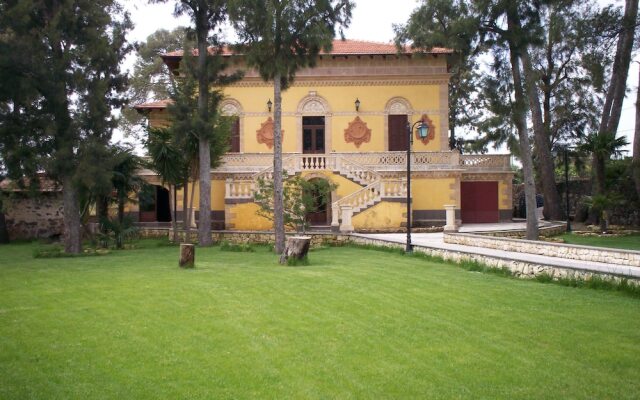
(229, 118, 240, 153)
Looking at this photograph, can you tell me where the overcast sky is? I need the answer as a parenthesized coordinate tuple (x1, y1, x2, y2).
(119, 0, 636, 153)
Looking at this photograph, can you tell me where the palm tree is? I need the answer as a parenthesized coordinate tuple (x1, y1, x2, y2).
(580, 132, 629, 232)
(145, 127, 186, 242)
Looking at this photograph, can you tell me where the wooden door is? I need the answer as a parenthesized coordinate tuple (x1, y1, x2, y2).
(461, 181, 499, 223)
(305, 180, 329, 226)
(302, 116, 325, 154)
(388, 115, 408, 151)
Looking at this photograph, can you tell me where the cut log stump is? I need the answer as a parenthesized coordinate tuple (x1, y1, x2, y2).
(279, 236, 311, 265)
(179, 243, 195, 268)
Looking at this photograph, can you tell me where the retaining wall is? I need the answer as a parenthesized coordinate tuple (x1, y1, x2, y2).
(444, 232, 640, 267)
(349, 235, 640, 284)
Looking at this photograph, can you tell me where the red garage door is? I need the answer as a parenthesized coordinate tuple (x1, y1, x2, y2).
(461, 181, 499, 223)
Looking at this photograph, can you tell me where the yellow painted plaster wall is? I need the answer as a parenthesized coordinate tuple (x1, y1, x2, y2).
(298, 170, 362, 199)
(222, 83, 444, 154)
(226, 202, 272, 231)
(353, 201, 405, 230)
(173, 179, 226, 212)
(498, 179, 511, 210)
(412, 178, 456, 210)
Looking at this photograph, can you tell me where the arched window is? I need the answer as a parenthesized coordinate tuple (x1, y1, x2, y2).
(220, 99, 243, 153)
(384, 97, 413, 151)
(296, 93, 332, 154)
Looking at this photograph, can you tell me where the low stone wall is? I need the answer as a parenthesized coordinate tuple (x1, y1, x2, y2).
(476, 222, 566, 238)
(4, 193, 64, 240)
(349, 235, 640, 284)
(138, 228, 350, 248)
(444, 232, 640, 267)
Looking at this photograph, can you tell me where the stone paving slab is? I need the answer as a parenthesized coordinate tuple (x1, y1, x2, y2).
(356, 232, 640, 279)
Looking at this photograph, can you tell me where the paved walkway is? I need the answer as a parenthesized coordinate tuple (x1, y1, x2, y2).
(356, 222, 640, 278)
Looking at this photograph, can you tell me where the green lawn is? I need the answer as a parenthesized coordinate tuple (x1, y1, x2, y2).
(1, 241, 639, 399)
(560, 232, 640, 251)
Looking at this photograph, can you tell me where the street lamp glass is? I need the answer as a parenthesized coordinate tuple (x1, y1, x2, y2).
(417, 123, 429, 139)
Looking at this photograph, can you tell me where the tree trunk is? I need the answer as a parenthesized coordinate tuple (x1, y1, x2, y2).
(196, 8, 213, 246)
(183, 179, 190, 243)
(507, 11, 539, 240)
(171, 184, 178, 242)
(62, 175, 82, 253)
(273, 74, 285, 253)
(187, 177, 197, 243)
(521, 49, 563, 221)
(117, 196, 125, 225)
(0, 197, 9, 244)
(96, 196, 109, 233)
(279, 236, 311, 265)
(595, 0, 639, 197)
(634, 66, 640, 201)
(179, 243, 195, 268)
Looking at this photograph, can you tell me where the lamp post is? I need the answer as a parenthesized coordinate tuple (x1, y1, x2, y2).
(406, 119, 429, 252)
(554, 143, 573, 232)
(563, 146, 571, 232)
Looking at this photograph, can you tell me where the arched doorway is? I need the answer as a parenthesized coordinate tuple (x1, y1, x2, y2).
(139, 185, 172, 223)
(304, 178, 331, 226)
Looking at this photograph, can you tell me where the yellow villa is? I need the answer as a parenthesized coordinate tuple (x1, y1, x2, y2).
(134, 40, 513, 232)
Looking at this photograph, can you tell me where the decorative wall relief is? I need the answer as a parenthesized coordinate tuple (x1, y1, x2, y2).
(417, 114, 436, 145)
(256, 117, 284, 149)
(344, 116, 372, 148)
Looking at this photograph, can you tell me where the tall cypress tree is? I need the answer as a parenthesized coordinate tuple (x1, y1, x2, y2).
(0, 0, 132, 253)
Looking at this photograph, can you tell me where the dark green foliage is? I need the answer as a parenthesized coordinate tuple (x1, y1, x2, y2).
(229, 0, 354, 90)
(395, 0, 481, 148)
(254, 174, 337, 233)
(166, 54, 235, 172)
(536, 273, 640, 298)
(229, 0, 353, 253)
(285, 255, 309, 266)
(98, 216, 139, 250)
(121, 28, 187, 138)
(0, 0, 133, 253)
(219, 241, 255, 252)
(33, 245, 108, 259)
(0, 194, 8, 244)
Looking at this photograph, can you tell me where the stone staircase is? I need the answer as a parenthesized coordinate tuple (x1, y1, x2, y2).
(224, 154, 407, 232)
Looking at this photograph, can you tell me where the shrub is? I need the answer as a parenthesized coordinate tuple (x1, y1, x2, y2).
(219, 241, 255, 252)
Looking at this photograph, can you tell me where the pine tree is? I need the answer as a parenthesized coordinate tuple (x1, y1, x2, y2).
(151, 0, 240, 246)
(229, 0, 353, 253)
(0, 0, 132, 253)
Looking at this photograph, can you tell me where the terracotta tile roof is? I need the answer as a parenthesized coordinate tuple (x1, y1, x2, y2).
(133, 99, 173, 110)
(162, 39, 452, 58)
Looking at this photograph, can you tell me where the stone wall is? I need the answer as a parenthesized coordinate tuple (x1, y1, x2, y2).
(139, 228, 351, 248)
(349, 235, 640, 284)
(4, 193, 64, 240)
(476, 222, 567, 238)
(444, 232, 640, 267)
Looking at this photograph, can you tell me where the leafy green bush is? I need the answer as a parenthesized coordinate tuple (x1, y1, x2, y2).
(219, 241, 255, 252)
(33, 245, 108, 258)
(98, 216, 138, 249)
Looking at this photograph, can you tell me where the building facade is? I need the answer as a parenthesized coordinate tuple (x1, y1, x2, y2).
(135, 40, 513, 232)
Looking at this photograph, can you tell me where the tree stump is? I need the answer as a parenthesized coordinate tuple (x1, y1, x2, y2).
(279, 236, 311, 265)
(179, 243, 195, 268)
